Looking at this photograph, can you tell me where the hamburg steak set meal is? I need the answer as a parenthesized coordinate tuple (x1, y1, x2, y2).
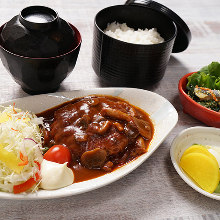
(0, 1, 219, 199)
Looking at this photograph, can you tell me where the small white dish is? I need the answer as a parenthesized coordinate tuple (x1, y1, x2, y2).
(0, 87, 178, 200)
(170, 126, 220, 200)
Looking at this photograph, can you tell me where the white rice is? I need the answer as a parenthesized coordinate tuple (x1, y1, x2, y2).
(104, 22, 164, 45)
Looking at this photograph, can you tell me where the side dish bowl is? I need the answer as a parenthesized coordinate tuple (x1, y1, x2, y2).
(92, 0, 191, 87)
(0, 88, 178, 200)
(0, 6, 82, 94)
(0, 23, 81, 95)
(170, 126, 220, 200)
(178, 72, 220, 128)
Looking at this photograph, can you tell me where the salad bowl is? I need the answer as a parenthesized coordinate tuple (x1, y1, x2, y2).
(179, 71, 220, 128)
(0, 88, 178, 200)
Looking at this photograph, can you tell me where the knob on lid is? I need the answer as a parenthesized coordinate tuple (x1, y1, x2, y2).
(19, 6, 58, 31)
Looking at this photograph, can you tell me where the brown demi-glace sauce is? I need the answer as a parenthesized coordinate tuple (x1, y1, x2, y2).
(37, 95, 154, 183)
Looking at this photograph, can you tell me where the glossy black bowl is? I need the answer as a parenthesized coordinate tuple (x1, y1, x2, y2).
(0, 23, 81, 94)
(92, 2, 184, 87)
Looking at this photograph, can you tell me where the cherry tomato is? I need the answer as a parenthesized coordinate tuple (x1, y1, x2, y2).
(43, 145, 72, 165)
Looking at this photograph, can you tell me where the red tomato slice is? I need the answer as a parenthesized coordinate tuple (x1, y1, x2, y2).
(13, 172, 40, 194)
(43, 145, 72, 165)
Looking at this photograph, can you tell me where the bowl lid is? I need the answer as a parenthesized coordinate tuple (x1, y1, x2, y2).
(0, 6, 76, 58)
(125, 0, 191, 53)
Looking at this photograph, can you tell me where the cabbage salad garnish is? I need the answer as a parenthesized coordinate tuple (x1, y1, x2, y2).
(0, 104, 44, 194)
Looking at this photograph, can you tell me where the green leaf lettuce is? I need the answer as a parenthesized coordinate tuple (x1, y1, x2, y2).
(186, 62, 220, 91)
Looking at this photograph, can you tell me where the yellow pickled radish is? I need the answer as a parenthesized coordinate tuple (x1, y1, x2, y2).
(182, 144, 217, 162)
(180, 152, 220, 193)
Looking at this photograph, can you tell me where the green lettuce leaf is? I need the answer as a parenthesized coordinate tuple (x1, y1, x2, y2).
(186, 61, 220, 90)
(215, 78, 220, 90)
(198, 65, 209, 74)
(186, 72, 201, 92)
(208, 62, 220, 78)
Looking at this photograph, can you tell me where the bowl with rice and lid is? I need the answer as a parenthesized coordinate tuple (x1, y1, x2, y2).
(92, 0, 191, 87)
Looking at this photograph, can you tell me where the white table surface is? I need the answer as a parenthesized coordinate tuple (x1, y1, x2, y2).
(0, 0, 220, 219)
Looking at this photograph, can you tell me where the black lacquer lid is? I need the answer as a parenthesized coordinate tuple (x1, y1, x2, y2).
(125, 0, 191, 53)
(0, 5, 76, 58)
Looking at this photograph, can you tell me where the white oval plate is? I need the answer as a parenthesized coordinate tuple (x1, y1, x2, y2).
(0, 88, 178, 200)
(170, 126, 220, 200)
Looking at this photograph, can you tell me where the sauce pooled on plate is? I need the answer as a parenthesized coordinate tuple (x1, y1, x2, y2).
(37, 95, 154, 182)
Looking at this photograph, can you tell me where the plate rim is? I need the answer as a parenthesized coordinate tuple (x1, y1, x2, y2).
(0, 87, 178, 200)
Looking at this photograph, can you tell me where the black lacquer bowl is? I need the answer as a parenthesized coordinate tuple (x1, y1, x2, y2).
(0, 6, 82, 94)
(92, 0, 191, 87)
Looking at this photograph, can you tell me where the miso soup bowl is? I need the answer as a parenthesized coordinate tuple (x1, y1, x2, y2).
(0, 13, 81, 95)
(92, 2, 177, 87)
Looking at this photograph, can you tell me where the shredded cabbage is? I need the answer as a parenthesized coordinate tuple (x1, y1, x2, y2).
(0, 105, 44, 193)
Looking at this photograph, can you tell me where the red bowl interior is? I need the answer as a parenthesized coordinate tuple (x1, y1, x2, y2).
(178, 72, 220, 128)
